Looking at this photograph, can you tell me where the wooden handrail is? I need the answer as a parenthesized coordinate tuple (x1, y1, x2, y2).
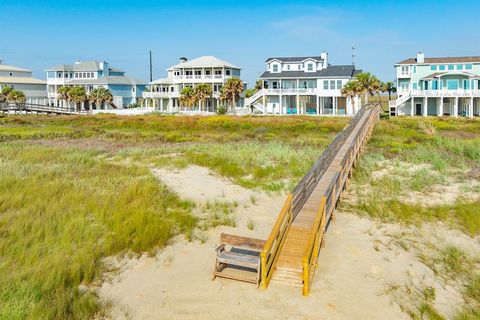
(300, 105, 382, 296)
(260, 193, 293, 289)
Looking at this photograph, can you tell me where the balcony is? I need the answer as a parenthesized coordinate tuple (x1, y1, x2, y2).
(173, 74, 227, 82)
(264, 88, 319, 95)
(397, 72, 412, 78)
(143, 91, 178, 98)
(410, 89, 480, 97)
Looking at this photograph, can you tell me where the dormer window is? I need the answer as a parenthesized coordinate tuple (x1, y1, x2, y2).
(9, 72, 12, 76)
(272, 64, 279, 72)
(307, 64, 313, 71)
(287, 65, 290, 70)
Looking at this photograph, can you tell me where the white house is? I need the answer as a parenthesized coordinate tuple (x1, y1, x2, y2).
(0, 59, 46, 104)
(390, 52, 480, 117)
(245, 52, 362, 115)
(143, 56, 244, 112)
(46, 60, 146, 109)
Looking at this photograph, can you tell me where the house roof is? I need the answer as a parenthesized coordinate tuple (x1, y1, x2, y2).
(0, 63, 31, 72)
(396, 56, 480, 65)
(149, 77, 173, 85)
(265, 56, 324, 63)
(45, 61, 125, 73)
(168, 56, 240, 70)
(260, 65, 359, 79)
(66, 75, 146, 85)
(0, 76, 46, 84)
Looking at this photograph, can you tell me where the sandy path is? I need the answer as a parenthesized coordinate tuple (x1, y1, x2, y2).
(99, 165, 469, 320)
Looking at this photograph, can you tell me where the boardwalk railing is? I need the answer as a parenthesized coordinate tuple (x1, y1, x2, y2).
(301, 105, 381, 295)
(0, 102, 88, 115)
(260, 104, 381, 291)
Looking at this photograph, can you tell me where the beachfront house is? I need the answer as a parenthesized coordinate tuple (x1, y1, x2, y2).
(390, 52, 480, 117)
(143, 56, 244, 112)
(244, 52, 362, 115)
(46, 60, 146, 109)
(0, 59, 47, 104)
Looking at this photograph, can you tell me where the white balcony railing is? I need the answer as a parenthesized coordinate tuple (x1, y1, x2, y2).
(143, 91, 178, 98)
(410, 89, 480, 97)
(265, 88, 319, 94)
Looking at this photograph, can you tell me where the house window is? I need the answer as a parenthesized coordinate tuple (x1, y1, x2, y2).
(287, 65, 290, 70)
(330, 80, 335, 89)
(430, 65, 437, 71)
(307, 64, 313, 71)
(466, 64, 473, 70)
(413, 83, 417, 90)
(272, 65, 278, 72)
(439, 65, 446, 71)
(272, 81, 278, 89)
(413, 66, 416, 73)
(75, 73, 78, 78)
(214, 84, 222, 92)
(225, 69, 231, 76)
(464, 79, 470, 90)
(457, 64, 464, 70)
(323, 80, 329, 90)
(58, 72, 62, 78)
(337, 80, 342, 89)
(298, 64, 302, 70)
(448, 65, 454, 70)
(205, 70, 211, 75)
(194, 70, 201, 75)
(214, 70, 222, 75)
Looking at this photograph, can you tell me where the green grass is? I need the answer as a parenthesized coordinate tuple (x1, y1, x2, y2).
(0, 114, 348, 319)
(0, 143, 197, 319)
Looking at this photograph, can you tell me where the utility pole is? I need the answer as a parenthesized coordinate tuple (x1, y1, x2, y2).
(352, 44, 356, 66)
(149, 50, 153, 82)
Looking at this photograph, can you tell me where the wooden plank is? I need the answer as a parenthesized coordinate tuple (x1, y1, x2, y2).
(220, 233, 266, 251)
(218, 251, 259, 269)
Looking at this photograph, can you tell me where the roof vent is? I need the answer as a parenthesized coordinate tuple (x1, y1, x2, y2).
(416, 52, 425, 63)
(179, 57, 188, 63)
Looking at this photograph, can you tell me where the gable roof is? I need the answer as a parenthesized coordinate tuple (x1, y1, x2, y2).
(396, 56, 480, 65)
(0, 63, 31, 72)
(0, 76, 45, 84)
(168, 56, 240, 70)
(260, 65, 358, 79)
(265, 56, 324, 63)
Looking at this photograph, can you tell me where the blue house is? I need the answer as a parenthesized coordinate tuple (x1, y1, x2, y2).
(46, 60, 146, 109)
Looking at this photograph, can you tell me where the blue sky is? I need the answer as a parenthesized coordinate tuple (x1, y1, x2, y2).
(1, 0, 479, 85)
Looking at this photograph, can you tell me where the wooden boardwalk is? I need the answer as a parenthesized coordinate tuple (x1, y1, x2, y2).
(260, 105, 382, 294)
(1, 102, 88, 115)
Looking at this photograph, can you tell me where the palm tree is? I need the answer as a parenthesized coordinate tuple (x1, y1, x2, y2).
(222, 77, 244, 114)
(383, 81, 397, 101)
(341, 80, 363, 113)
(193, 84, 212, 112)
(179, 86, 196, 110)
(255, 80, 263, 91)
(7, 90, 26, 104)
(57, 86, 71, 108)
(0, 86, 13, 103)
(88, 88, 113, 110)
(355, 72, 381, 104)
(68, 87, 87, 111)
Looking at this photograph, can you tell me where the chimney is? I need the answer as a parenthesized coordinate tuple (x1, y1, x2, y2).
(100, 61, 109, 76)
(320, 51, 328, 68)
(416, 52, 425, 63)
(179, 57, 188, 64)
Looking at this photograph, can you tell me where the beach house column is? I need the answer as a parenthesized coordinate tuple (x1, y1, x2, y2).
(160, 98, 164, 111)
(279, 79, 282, 115)
(423, 97, 428, 117)
(410, 97, 415, 116)
(453, 97, 459, 117)
(333, 97, 337, 115)
(316, 96, 320, 115)
(438, 98, 443, 116)
(296, 79, 300, 114)
(469, 97, 474, 118)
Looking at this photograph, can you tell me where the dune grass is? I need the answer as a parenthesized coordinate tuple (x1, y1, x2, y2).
(0, 142, 197, 319)
(0, 114, 346, 319)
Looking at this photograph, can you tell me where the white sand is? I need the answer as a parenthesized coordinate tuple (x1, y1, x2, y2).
(99, 166, 477, 320)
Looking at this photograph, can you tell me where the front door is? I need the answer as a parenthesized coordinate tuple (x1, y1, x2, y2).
(416, 103, 422, 116)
